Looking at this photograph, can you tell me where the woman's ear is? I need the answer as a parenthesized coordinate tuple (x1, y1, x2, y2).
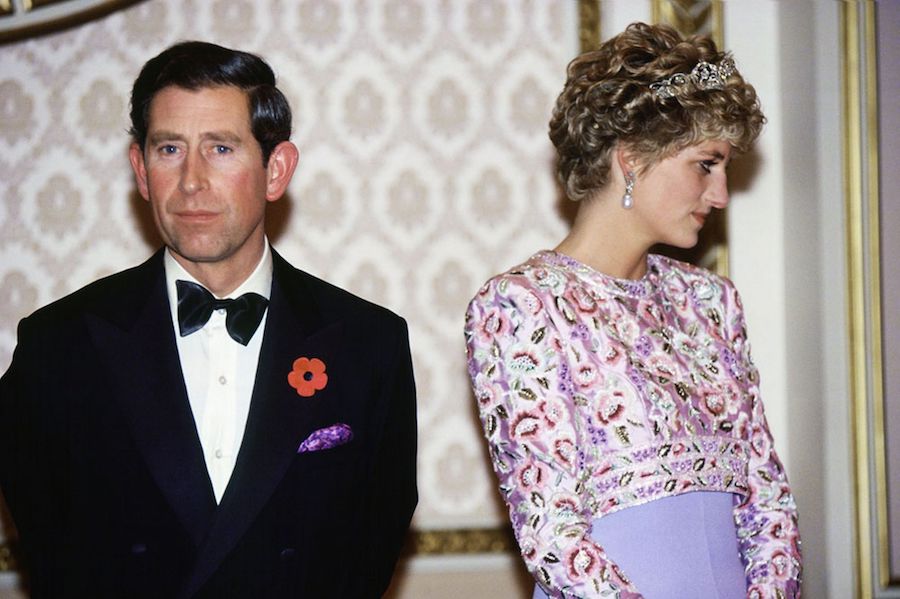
(614, 144, 640, 179)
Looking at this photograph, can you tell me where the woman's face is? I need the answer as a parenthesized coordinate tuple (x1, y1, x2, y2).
(630, 139, 732, 249)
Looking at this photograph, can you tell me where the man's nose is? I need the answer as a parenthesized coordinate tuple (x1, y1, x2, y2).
(179, 151, 208, 194)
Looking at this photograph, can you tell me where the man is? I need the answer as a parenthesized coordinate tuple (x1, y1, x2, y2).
(0, 41, 417, 598)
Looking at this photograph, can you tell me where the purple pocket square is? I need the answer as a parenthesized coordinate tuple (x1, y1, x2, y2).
(297, 423, 353, 453)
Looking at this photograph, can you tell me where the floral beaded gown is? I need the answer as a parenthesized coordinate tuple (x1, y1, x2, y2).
(464, 251, 801, 599)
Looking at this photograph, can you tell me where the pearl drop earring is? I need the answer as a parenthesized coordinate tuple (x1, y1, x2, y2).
(622, 171, 635, 209)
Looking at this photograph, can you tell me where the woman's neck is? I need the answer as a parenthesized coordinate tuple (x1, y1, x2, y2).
(555, 194, 651, 280)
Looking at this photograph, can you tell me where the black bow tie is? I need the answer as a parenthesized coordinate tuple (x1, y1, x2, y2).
(176, 280, 269, 346)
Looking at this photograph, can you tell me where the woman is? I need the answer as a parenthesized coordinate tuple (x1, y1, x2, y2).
(464, 22, 801, 598)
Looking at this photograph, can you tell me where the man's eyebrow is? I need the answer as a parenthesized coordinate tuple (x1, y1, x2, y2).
(147, 130, 186, 145)
(201, 131, 243, 144)
(146, 130, 243, 144)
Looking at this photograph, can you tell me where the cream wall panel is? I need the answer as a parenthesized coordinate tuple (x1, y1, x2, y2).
(600, 0, 651, 37)
(725, 0, 791, 466)
(726, 2, 851, 597)
(816, 1, 854, 593)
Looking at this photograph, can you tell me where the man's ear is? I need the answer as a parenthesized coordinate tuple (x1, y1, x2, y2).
(128, 143, 150, 201)
(264, 141, 300, 202)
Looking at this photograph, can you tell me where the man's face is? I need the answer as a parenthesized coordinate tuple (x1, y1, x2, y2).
(129, 85, 284, 281)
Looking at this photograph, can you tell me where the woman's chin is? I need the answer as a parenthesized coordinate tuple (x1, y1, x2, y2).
(666, 236, 700, 250)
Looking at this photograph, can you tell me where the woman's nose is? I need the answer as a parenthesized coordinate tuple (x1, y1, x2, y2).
(705, 174, 729, 209)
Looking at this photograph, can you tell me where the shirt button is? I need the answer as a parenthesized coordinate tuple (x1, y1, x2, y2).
(217, 308, 226, 315)
(215, 449, 223, 459)
(218, 375, 227, 385)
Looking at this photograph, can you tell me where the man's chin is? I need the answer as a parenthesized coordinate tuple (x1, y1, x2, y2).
(166, 244, 233, 266)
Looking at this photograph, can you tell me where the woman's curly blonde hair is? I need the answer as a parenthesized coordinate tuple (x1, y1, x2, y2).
(549, 22, 765, 202)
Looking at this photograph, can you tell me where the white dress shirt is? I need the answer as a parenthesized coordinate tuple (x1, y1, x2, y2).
(164, 245, 272, 503)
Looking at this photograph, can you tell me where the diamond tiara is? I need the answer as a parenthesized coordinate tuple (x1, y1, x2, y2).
(649, 58, 737, 100)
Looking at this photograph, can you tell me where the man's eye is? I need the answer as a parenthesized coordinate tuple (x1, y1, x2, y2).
(160, 145, 179, 155)
(214, 145, 232, 154)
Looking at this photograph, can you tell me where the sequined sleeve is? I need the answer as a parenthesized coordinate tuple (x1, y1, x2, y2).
(724, 281, 803, 598)
(465, 275, 642, 599)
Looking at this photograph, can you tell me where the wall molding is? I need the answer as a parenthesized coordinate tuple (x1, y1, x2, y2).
(0, 0, 140, 44)
(0, 541, 17, 573)
(842, 1, 900, 595)
(405, 527, 517, 556)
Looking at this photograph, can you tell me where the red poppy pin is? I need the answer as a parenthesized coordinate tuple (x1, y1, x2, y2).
(288, 357, 328, 397)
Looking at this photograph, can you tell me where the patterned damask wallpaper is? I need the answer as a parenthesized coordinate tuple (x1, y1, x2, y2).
(0, 0, 576, 551)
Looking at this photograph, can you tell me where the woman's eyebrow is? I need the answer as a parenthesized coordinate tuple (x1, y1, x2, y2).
(697, 150, 731, 166)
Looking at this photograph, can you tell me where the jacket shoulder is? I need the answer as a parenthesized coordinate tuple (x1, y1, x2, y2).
(273, 253, 406, 328)
(19, 254, 162, 329)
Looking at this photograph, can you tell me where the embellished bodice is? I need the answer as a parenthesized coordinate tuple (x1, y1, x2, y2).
(465, 251, 801, 598)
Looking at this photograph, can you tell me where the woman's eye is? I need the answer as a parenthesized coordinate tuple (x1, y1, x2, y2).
(700, 160, 716, 173)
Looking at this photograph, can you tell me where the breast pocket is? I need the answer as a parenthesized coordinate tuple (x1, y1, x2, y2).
(296, 439, 361, 469)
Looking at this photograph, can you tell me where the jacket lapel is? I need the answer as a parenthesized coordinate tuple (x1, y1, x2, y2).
(85, 252, 216, 549)
(181, 251, 345, 598)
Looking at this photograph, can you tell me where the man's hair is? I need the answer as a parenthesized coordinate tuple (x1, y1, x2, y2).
(549, 22, 765, 202)
(129, 41, 292, 166)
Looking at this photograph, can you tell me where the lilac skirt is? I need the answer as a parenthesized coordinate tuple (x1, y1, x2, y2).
(532, 492, 747, 599)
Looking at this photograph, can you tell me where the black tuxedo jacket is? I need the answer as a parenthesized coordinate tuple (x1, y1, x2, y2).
(0, 250, 417, 598)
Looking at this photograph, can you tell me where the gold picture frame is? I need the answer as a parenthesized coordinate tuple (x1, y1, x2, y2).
(843, 1, 899, 596)
(652, 0, 723, 48)
(0, 540, 16, 573)
(578, 0, 602, 53)
(0, 0, 141, 44)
